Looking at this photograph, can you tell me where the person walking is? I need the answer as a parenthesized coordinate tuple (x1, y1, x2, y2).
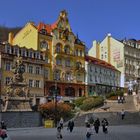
(56, 126, 63, 139)
(86, 124, 92, 140)
(68, 120, 75, 132)
(59, 117, 64, 129)
(85, 115, 89, 127)
(101, 118, 108, 134)
(1, 121, 6, 130)
(118, 96, 120, 103)
(94, 118, 100, 134)
(121, 109, 125, 120)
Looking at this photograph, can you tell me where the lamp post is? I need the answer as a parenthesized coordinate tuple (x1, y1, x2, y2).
(54, 80, 58, 127)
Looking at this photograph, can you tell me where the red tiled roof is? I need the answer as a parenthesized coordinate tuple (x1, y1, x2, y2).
(86, 55, 118, 71)
(37, 21, 58, 34)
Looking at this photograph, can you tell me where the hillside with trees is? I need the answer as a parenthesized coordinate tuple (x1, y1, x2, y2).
(0, 26, 21, 42)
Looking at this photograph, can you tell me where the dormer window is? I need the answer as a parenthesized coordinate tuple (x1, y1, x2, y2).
(40, 29, 47, 35)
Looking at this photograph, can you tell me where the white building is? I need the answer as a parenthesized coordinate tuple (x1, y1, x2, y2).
(88, 34, 140, 91)
(85, 55, 121, 96)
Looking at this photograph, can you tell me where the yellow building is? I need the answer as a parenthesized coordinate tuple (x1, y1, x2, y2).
(9, 10, 86, 99)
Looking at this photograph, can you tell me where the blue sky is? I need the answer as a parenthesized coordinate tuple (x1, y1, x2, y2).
(0, 0, 140, 48)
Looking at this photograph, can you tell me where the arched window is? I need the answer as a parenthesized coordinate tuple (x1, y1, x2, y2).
(49, 86, 60, 96)
(56, 43, 62, 53)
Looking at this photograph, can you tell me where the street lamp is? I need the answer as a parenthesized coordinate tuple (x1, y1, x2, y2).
(54, 79, 58, 127)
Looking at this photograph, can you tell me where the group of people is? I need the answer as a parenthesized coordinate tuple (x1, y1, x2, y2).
(56, 117, 75, 139)
(85, 117, 109, 140)
(118, 96, 125, 103)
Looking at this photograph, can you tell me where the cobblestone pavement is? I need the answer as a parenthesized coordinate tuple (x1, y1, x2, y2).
(7, 125, 140, 140)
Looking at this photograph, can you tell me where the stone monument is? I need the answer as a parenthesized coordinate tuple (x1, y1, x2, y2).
(2, 55, 32, 111)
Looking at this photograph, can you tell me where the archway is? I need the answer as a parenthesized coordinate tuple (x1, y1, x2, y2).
(65, 87, 75, 97)
(49, 86, 61, 96)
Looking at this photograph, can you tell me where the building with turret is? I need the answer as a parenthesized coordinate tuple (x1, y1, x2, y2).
(8, 10, 86, 99)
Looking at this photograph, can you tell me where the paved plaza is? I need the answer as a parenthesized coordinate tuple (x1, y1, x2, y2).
(7, 125, 140, 140)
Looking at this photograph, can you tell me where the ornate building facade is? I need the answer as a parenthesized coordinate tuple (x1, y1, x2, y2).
(0, 43, 45, 101)
(8, 10, 86, 99)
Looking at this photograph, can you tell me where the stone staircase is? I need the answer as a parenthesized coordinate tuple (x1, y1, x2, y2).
(74, 95, 140, 126)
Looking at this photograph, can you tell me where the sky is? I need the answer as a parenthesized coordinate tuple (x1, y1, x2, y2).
(0, 0, 140, 48)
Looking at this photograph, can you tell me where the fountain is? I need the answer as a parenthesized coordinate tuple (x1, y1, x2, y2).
(2, 55, 32, 111)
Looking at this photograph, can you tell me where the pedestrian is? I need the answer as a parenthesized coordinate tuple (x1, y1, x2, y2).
(68, 120, 74, 132)
(85, 115, 89, 127)
(118, 96, 120, 103)
(1, 121, 6, 130)
(121, 109, 125, 120)
(59, 117, 64, 129)
(101, 118, 108, 134)
(86, 124, 92, 140)
(56, 126, 63, 139)
(94, 118, 100, 134)
(121, 96, 124, 104)
(89, 116, 94, 125)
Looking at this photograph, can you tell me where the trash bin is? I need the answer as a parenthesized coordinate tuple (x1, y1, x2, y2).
(44, 120, 54, 128)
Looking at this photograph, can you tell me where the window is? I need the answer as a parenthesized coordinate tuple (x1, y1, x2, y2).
(29, 51, 33, 58)
(54, 70, 60, 80)
(45, 56, 49, 63)
(5, 45, 11, 54)
(65, 59, 70, 67)
(36, 52, 40, 59)
(29, 79, 33, 87)
(56, 44, 61, 53)
(5, 77, 10, 85)
(5, 62, 11, 71)
(65, 72, 71, 81)
(101, 54, 103, 59)
(35, 80, 40, 88)
(75, 49, 78, 56)
(64, 46, 70, 54)
(56, 58, 62, 65)
(14, 48, 19, 55)
(21, 49, 26, 57)
(80, 50, 82, 56)
(36, 67, 40, 74)
(44, 69, 49, 79)
(40, 41, 48, 49)
(28, 66, 33, 73)
(90, 66, 92, 72)
(90, 75, 92, 81)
